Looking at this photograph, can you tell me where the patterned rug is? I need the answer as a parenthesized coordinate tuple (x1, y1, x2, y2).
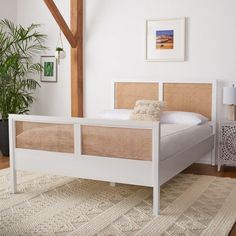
(0, 169, 235, 236)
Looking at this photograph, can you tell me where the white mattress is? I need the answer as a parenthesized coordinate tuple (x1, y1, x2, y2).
(96, 109, 132, 120)
(96, 110, 213, 161)
(160, 123, 212, 161)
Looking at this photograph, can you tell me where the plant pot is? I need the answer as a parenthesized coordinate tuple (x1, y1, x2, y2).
(0, 120, 9, 156)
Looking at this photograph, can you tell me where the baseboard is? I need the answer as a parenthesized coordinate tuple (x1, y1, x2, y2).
(195, 153, 212, 165)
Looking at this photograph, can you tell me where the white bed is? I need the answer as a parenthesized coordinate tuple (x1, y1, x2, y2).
(9, 80, 217, 216)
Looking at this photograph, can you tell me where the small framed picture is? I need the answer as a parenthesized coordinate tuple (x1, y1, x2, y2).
(40, 56, 57, 82)
(146, 17, 186, 61)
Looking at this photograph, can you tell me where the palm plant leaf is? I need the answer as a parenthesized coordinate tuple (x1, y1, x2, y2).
(0, 19, 47, 120)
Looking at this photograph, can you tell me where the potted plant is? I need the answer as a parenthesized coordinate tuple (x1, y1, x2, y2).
(55, 47, 66, 64)
(0, 19, 47, 156)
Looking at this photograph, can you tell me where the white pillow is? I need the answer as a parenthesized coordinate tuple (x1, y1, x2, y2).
(96, 109, 132, 120)
(160, 111, 208, 125)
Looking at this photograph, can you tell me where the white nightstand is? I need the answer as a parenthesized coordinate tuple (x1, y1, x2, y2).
(218, 121, 236, 171)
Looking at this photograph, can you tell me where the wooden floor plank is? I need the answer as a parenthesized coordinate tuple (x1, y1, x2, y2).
(0, 155, 9, 169)
(183, 163, 236, 178)
(0, 156, 235, 235)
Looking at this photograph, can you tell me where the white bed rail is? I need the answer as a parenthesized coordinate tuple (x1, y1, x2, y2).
(9, 114, 161, 215)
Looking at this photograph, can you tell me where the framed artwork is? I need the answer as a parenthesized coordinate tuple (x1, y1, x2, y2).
(40, 56, 57, 82)
(146, 17, 186, 61)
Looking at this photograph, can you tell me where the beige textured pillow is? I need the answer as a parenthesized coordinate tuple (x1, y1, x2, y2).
(130, 100, 166, 121)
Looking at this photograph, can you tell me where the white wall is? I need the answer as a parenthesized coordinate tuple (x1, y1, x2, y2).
(17, 0, 71, 117)
(0, 0, 17, 22)
(84, 0, 236, 119)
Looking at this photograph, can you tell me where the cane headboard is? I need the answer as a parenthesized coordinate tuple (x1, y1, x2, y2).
(114, 81, 214, 120)
(114, 82, 159, 110)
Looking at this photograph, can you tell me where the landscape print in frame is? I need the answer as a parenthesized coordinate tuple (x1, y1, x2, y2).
(146, 18, 185, 61)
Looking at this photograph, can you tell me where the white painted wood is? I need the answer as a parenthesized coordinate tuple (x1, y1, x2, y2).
(74, 124, 81, 156)
(9, 117, 17, 193)
(112, 77, 216, 85)
(152, 123, 160, 216)
(211, 80, 217, 166)
(158, 81, 164, 101)
(10, 115, 158, 129)
(14, 149, 153, 186)
(217, 160, 221, 172)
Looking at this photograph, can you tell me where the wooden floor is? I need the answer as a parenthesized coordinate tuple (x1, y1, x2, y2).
(183, 163, 236, 178)
(0, 157, 235, 235)
(0, 156, 10, 169)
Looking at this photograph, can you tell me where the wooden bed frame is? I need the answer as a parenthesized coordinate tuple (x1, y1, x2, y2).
(9, 80, 217, 216)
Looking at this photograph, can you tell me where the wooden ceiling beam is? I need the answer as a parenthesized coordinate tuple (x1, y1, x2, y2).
(43, 0, 77, 48)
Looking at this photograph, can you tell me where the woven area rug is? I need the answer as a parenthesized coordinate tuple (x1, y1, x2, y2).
(0, 169, 235, 236)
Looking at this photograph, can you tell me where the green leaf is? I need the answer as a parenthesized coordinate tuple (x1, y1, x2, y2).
(0, 19, 47, 120)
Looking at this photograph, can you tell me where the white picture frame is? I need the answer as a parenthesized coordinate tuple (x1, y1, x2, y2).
(40, 56, 57, 82)
(146, 17, 186, 62)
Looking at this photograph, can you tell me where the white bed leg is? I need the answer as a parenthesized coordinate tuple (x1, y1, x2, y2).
(211, 148, 216, 166)
(10, 168, 17, 193)
(217, 159, 221, 172)
(9, 116, 17, 193)
(110, 182, 116, 187)
(153, 184, 160, 216)
(152, 123, 160, 216)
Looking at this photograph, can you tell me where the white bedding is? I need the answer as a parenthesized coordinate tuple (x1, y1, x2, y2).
(160, 124, 212, 161)
(96, 109, 213, 161)
(96, 109, 132, 120)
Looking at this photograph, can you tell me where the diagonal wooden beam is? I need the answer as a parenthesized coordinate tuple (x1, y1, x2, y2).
(44, 0, 77, 48)
(44, 0, 83, 117)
